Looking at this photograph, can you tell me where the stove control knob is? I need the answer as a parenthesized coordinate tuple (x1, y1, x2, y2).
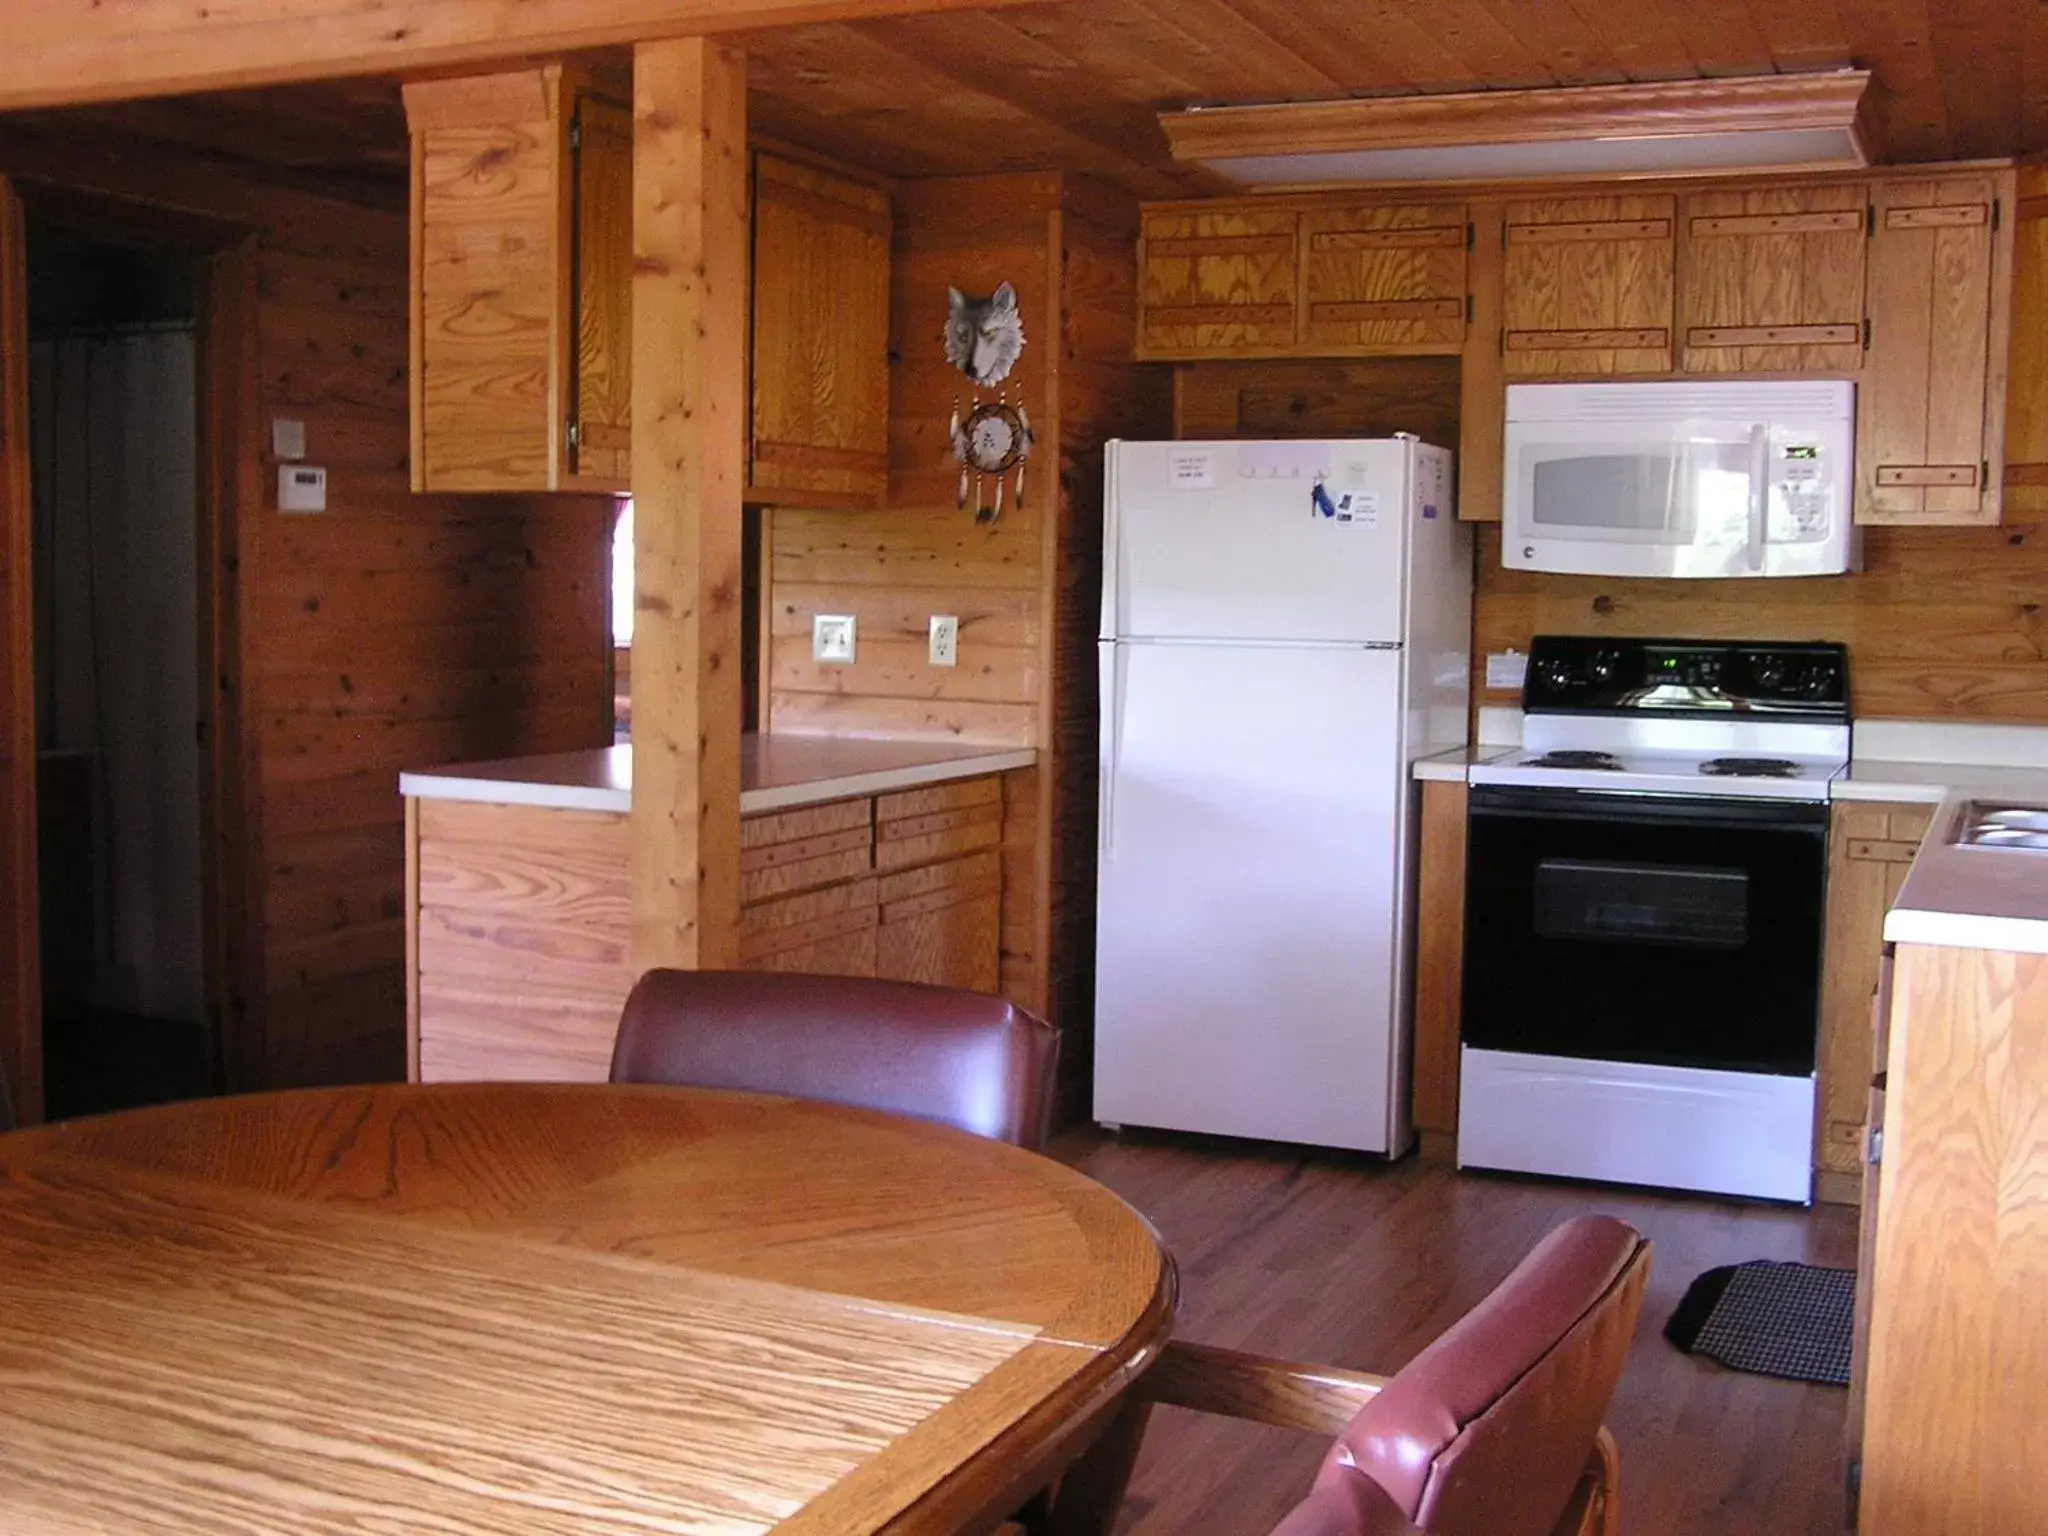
(1587, 648, 1622, 684)
(1692, 656, 1723, 687)
(1535, 657, 1577, 691)
(1800, 662, 1841, 700)
(1753, 654, 1789, 691)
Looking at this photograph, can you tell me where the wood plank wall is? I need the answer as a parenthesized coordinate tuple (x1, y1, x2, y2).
(0, 122, 614, 1092)
(768, 173, 1059, 749)
(1175, 358, 2048, 723)
(767, 172, 1168, 1113)
(257, 212, 613, 1084)
(1046, 179, 1171, 1118)
(1472, 522, 2048, 720)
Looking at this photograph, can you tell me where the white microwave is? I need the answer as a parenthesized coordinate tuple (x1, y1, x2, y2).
(1503, 379, 1858, 578)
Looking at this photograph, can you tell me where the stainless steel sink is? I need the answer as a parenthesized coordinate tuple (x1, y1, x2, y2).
(1953, 801, 2048, 852)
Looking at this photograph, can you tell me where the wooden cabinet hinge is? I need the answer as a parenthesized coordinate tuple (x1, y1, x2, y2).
(1862, 316, 1871, 351)
(1867, 1126, 1884, 1166)
(566, 420, 581, 453)
(568, 117, 583, 152)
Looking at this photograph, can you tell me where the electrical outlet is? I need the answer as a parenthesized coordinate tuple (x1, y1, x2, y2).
(813, 614, 857, 664)
(929, 614, 959, 668)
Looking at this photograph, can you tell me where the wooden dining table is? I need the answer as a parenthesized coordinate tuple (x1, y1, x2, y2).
(0, 1083, 1176, 1535)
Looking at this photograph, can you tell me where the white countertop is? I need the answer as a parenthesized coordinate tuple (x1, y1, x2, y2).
(1413, 746, 1518, 782)
(400, 737, 1037, 816)
(1837, 718, 2048, 804)
(1886, 792, 2048, 954)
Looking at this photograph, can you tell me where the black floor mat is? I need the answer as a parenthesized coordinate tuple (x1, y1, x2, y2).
(1665, 1260, 1855, 1385)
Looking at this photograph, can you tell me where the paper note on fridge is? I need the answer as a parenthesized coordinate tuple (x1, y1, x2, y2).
(1166, 450, 1216, 490)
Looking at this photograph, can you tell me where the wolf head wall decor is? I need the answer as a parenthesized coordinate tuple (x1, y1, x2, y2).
(945, 280, 1032, 524)
(944, 282, 1024, 386)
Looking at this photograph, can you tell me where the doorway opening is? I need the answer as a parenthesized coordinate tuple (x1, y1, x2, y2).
(26, 222, 215, 1118)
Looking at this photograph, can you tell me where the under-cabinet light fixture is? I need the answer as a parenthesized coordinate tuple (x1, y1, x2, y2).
(1159, 71, 1875, 189)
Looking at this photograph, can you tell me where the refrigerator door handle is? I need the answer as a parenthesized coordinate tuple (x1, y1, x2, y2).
(1100, 442, 1123, 640)
(1099, 643, 1126, 858)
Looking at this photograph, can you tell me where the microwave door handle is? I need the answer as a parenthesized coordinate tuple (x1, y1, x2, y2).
(1746, 424, 1769, 573)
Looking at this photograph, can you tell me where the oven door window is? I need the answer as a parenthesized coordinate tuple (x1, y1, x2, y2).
(1462, 792, 1826, 1075)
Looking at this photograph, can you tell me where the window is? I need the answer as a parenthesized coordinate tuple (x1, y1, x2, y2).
(611, 499, 633, 646)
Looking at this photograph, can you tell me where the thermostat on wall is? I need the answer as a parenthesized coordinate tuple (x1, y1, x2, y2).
(278, 464, 328, 513)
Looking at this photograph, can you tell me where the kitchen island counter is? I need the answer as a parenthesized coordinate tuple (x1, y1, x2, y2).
(400, 736, 1037, 816)
(1885, 792, 2048, 954)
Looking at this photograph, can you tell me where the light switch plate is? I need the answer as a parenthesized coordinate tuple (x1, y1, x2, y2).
(813, 614, 856, 664)
(277, 464, 328, 513)
(271, 418, 307, 461)
(928, 614, 959, 667)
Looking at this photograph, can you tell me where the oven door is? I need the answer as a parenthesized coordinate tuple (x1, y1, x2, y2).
(1461, 787, 1827, 1074)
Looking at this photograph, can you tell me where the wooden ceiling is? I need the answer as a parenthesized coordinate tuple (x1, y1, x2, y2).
(18, 0, 2048, 202)
(740, 0, 2048, 195)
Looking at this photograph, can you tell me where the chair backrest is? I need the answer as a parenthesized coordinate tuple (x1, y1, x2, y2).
(610, 969, 1060, 1150)
(1272, 1478, 1424, 1536)
(1298, 1215, 1649, 1536)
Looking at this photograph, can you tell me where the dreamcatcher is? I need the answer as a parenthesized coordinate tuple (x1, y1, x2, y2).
(944, 281, 1033, 523)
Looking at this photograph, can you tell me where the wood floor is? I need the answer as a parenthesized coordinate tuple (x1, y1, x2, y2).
(1054, 1128, 1858, 1536)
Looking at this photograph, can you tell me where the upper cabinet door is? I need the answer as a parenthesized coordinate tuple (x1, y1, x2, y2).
(1501, 194, 1675, 376)
(567, 88, 633, 490)
(2003, 168, 2048, 520)
(1858, 173, 2011, 525)
(406, 70, 563, 492)
(1138, 205, 1299, 358)
(1680, 183, 1868, 373)
(1298, 203, 1466, 355)
(747, 154, 892, 508)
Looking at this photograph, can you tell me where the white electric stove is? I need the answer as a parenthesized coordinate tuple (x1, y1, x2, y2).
(1458, 636, 1849, 1203)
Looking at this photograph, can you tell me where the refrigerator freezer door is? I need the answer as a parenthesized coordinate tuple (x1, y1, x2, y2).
(1095, 639, 1406, 1152)
(1104, 438, 1413, 644)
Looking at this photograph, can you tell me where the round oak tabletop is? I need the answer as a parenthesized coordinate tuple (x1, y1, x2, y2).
(0, 1083, 1176, 1536)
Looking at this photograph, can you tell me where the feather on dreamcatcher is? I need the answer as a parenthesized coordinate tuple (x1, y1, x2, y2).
(944, 282, 1033, 523)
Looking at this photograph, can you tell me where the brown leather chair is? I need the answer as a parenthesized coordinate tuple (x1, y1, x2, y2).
(1143, 1215, 1650, 1536)
(610, 968, 1061, 1150)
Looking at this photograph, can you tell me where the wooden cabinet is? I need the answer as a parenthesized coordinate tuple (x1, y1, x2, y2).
(407, 773, 1012, 1082)
(1857, 939, 2048, 1533)
(1139, 205, 1300, 357)
(1845, 943, 1893, 1519)
(1298, 202, 1467, 354)
(2002, 165, 2048, 516)
(1815, 800, 1932, 1204)
(874, 779, 1003, 991)
(569, 92, 635, 486)
(406, 97, 891, 502)
(1501, 194, 1675, 376)
(1858, 173, 2013, 525)
(1139, 201, 1467, 359)
(1678, 183, 1868, 373)
(405, 65, 632, 494)
(1410, 777, 1468, 1160)
(739, 797, 880, 976)
(747, 154, 892, 508)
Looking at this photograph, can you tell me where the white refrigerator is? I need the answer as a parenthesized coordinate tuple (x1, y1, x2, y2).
(1094, 437, 1469, 1154)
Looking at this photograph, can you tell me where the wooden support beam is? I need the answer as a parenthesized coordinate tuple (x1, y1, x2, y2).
(0, 176, 40, 1126)
(0, 0, 1036, 113)
(628, 38, 747, 976)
